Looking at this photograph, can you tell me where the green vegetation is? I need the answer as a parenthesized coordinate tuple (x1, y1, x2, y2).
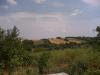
(0, 26, 100, 75)
(0, 26, 33, 75)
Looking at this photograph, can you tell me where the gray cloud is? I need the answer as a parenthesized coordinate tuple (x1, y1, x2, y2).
(82, 0, 100, 6)
(32, 0, 46, 4)
(7, 0, 17, 5)
(0, 0, 16, 8)
(50, 2, 65, 8)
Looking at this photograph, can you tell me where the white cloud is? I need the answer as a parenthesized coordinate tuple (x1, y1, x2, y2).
(32, 0, 46, 4)
(0, 12, 69, 39)
(82, 0, 100, 6)
(50, 2, 65, 7)
(7, 0, 17, 5)
(70, 9, 82, 16)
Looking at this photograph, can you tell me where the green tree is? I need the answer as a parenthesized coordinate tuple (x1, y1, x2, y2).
(95, 26, 100, 49)
(96, 26, 100, 38)
(0, 26, 33, 75)
(87, 26, 100, 50)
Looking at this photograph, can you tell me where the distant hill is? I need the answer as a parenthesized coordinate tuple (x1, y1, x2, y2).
(48, 38, 66, 45)
(49, 38, 84, 45)
(33, 37, 85, 45)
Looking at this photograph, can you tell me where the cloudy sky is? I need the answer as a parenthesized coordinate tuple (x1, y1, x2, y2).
(0, 0, 100, 39)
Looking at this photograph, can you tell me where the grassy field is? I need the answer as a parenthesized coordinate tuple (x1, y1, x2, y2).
(3, 48, 99, 75)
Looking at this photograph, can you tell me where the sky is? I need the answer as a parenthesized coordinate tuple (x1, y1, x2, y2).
(0, 0, 100, 39)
